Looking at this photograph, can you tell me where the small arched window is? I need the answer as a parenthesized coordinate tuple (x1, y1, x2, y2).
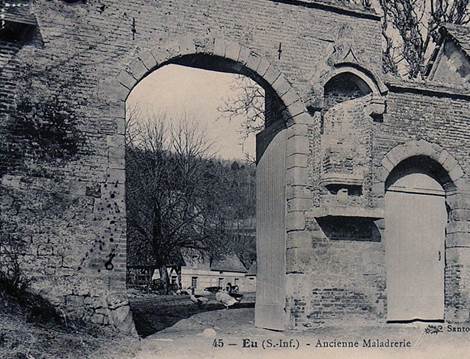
(323, 73, 372, 113)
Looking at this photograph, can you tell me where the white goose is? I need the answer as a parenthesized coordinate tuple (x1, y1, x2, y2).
(215, 289, 238, 309)
(190, 288, 209, 306)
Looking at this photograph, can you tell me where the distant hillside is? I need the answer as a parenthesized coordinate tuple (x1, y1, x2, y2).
(127, 156, 256, 268)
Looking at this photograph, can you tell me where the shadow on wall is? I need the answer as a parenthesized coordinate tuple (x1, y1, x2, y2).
(317, 217, 381, 242)
(129, 296, 255, 337)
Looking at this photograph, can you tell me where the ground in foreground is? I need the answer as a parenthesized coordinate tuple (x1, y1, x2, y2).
(134, 308, 470, 359)
(3, 290, 470, 359)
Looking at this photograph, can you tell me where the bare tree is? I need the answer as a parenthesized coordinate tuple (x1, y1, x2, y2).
(355, 0, 470, 78)
(217, 75, 265, 150)
(126, 110, 239, 292)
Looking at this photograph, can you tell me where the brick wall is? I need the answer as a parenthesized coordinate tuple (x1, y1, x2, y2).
(375, 84, 470, 323)
(0, 0, 381, 331)
(288, 79, 470, 328)
(1, 0, 468, 331)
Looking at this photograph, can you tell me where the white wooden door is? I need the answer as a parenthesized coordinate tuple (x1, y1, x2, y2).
(255, 123, 287, 330)
(385, 173, 446, 321)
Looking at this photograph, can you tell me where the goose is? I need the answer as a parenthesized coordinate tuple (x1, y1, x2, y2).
(190, 288, 209, 306)
(215, 289, 238, 309)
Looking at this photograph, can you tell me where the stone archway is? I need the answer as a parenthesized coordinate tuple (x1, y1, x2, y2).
(323, 63, 388, 93)
(380, 140, 469, 322)
(116, 35, 306, 120)
(309, 61, 387, 116)
(99, 34, 312, 331)
(381, 140, 465, 187)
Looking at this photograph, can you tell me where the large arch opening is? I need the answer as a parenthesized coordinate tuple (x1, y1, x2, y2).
(384, 155, 454, 322)
(123, 53, 290, 336)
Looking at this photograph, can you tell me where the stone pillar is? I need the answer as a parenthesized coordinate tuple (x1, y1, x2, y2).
(445, 190, 470, 322)
(283, 109, 315, 329)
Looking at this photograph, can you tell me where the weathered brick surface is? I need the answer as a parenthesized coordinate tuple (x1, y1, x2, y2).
(0, 0, 381, 330)
(0, 0, 469, 331)
(291, 78, 470, 327)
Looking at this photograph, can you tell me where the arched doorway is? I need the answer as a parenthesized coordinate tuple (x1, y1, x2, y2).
(119, 41, 303, 331)
(385, 163, 447, 321)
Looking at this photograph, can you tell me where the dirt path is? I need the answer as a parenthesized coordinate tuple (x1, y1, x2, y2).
(7, 291, 468, 358)
(130, 307, 470, 359)
(129, 291, 255, 337)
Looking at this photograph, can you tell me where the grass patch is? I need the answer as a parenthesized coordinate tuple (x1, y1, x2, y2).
(0, 268, 139, 358)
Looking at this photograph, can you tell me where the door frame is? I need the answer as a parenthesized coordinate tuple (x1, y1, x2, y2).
(379, 145, 467, 323)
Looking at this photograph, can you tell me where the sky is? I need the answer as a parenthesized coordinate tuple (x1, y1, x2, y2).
(126, 64, 262, 161)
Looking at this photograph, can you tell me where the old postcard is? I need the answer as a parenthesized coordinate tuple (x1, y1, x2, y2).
(0, 0, 469, 358)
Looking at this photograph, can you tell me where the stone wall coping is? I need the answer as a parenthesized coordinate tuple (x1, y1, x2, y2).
(320, 172, 364, 187)
(305, 206, 384, 219)
(2, 6, 37, 26)
(269, 0, 381, 20)
(386, 78, 470, 99)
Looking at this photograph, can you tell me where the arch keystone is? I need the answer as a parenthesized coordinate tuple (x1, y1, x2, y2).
(225, 42, 241, 62)
(415, 139, 437, 158)
(178, 35, 197, 54)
